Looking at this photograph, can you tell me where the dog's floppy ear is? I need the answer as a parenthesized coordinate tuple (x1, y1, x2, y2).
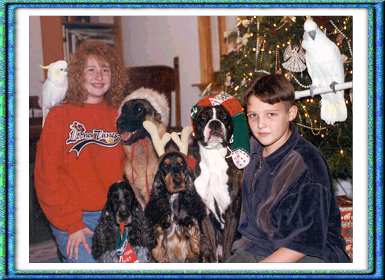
(145, 171, 171, 228)
(100, 197, 114, 224)
(100, 183, 119, 224)
(184, 167, 195, 191)
(182, 172, 207, 223)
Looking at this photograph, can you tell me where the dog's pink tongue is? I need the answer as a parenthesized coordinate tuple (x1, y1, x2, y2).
(119, 223, 125, 235)
(120, 132, 131, 141)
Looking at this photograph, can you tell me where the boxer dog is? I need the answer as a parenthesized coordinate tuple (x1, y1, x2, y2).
(191, 104, 243, 262)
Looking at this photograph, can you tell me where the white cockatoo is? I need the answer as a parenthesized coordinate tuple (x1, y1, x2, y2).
(301, 17, 347, 125)
(40, 60, 68, 126)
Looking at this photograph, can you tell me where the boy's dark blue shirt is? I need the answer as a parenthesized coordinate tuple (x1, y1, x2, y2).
(238, 125, 350, 262)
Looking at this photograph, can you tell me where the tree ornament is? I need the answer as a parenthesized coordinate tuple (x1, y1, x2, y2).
(255, 36, 264, 63)
(282, 44, 306, 73)
(276, 16, 297, 30)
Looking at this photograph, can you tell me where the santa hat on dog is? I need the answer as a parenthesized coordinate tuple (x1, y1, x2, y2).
(191, 91, 250, 169)
(118, 87, 170, 126)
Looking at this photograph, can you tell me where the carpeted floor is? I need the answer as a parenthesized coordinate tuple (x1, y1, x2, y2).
(29, 239, 60, 263)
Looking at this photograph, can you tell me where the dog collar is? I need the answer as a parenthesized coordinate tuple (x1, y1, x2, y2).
(116, 226, 128, 250)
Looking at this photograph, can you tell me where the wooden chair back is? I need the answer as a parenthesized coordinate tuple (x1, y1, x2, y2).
(126, 57, 181, 127)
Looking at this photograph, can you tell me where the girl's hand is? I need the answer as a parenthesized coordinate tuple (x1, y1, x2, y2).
(66, 227, 93, 260)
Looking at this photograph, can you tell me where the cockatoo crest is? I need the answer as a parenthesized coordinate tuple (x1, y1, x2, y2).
(41, 60, 68, 86)
(40, 60, 68, 126)
(301, 17, 347, 125)
(303, 17, 317, 32)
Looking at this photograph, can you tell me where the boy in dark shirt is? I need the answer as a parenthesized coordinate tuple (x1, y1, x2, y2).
(227, 74, 349, 262)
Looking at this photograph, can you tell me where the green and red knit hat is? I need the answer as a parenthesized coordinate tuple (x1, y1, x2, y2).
(191, 91, 250, 169)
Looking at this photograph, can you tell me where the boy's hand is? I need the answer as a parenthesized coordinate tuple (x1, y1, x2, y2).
(259, 247, 304, 263)
(66, 227, 93, 260)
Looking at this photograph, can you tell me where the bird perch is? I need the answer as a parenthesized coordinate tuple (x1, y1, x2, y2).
(295, 81, 352, 100)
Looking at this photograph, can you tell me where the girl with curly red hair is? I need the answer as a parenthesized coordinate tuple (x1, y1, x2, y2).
(35, 40, 126, 262)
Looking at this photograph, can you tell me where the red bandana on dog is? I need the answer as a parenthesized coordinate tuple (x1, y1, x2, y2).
(116, 226, 138, 263)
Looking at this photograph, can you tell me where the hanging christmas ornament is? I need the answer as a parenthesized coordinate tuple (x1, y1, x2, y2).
(275, 49, 282, 74)
(276, 16, 297, 30)
(282, 44, 307, 73)
(255, 36, 264, 63)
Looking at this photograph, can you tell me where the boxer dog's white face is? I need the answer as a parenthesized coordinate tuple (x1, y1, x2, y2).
(193, 105, 233, 149)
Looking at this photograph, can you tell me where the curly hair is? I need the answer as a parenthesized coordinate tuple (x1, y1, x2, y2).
(65, 40, 127, 107)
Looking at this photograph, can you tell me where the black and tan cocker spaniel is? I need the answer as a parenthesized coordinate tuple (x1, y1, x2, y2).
(92, 181, 155, 262)
(145, 150, 206, 262)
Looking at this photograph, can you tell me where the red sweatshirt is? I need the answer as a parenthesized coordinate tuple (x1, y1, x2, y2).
(34, 101, 124, 234)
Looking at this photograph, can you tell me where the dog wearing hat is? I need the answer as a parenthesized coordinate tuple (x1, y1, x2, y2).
(190, 91, 250, 262)
(116, 87, 170, 209)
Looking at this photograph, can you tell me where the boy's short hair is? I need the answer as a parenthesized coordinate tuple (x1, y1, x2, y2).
(244, 74, 295, 106)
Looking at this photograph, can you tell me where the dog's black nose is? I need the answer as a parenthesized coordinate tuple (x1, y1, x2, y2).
(209, 120, 222, 130)
(173, 178, 182, 185)
(118, 209, 129, 218)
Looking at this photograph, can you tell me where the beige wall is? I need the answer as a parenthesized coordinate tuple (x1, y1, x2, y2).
(29, 17, 44, 118)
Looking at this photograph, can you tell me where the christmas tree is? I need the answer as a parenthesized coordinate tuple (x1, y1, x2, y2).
(217, 16, 353, 182)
